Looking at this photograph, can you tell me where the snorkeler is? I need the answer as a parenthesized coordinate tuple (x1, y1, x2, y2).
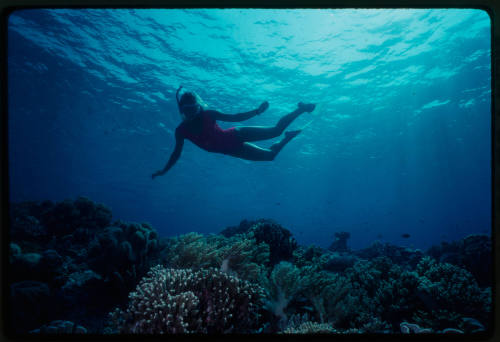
(151, 86, 315, 179)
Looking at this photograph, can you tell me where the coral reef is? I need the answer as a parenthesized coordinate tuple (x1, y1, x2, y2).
(8, 197, 492, 335)
(261, 262, 303, 321)
(282, 321, 337, 334)
(355, 241, 424, 270)
(400, 321, 432, 333)
(219, 218, 256, 237)
(86, 220, 166, 301)
(108, 265, 265, 333)
(10, 281, 51, 333)
(426, 234, 492, 287)
(414, 256, 491, 329)
(161, 232, 270, 284)
(8, 197, 166, 334)
(220, 218, 297, 265)
(292, 245, 325, 268)
(10, 197, 112, 239)
(328, 231, 350, 252)
(321, 252, 356, 273)
(30, 321, 87, 334)
(160, 232, 220, 269)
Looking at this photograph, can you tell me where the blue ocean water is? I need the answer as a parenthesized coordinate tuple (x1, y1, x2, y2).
(8, 8, 491, 251)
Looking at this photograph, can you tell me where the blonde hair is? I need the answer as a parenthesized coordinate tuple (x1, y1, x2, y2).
(193, 92, 208, 110)
(178, 91, 207, 121)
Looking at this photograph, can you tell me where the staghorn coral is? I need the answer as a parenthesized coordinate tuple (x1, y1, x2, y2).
(109, 265, 265, 334)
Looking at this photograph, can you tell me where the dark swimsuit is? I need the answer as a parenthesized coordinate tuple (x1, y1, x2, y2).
(176, 110, 244, 154)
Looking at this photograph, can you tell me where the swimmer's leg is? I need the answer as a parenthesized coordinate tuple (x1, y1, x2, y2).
(235, 103, 315, 142)
(229, 130, 302, 161)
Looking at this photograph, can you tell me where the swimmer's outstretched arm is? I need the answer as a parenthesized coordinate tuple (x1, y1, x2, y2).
(211, 101, 269, 122)
(152, 128, 184, 179)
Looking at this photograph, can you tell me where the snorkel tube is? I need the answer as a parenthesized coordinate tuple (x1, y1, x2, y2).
(176, 85, 183, 110)
(176, 86, 186, 120)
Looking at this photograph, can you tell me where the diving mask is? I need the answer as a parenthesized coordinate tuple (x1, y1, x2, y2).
(180, 103, 201, 117)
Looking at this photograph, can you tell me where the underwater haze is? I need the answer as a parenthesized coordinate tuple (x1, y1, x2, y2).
(8, 8, 491, 250)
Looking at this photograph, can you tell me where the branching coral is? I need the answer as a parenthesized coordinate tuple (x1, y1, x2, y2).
(109, 265, 265, 334)
(373, 270, 421, 328)
(311, 274, 351, 325)
(161, 232, 220, 269)
(220, 219, 297, 265)
(161, 232, 270, 285)
(292, 245, 325, 268)
(214, 232, 270, 283)
(426, 234, 492, 287)
(282, 321, 337, 334)
(355, 241, 424, 270)
(10, 199, 492, 335)
(416, 256, 491, 324)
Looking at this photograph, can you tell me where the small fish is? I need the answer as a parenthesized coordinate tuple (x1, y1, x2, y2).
(275, 202, 280, 206)
(376, 234, 383, 239)
(401, 233, 411, 238)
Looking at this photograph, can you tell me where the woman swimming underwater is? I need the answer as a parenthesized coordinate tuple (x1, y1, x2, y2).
(152, 86, 315, 179)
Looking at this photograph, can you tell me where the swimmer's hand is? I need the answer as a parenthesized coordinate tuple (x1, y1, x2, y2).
(152, 170, 164, 179)
(256, 101, 269, 115)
